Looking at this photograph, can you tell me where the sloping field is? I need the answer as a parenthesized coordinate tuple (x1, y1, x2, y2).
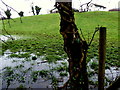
(1, 11, 119, 66)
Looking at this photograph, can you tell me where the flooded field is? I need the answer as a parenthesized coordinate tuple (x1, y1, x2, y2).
(0, 49, 120, 89)
(0, 50, 69, 89)
(0, 35, 120, 89)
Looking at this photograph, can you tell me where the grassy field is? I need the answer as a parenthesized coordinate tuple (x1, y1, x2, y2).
(0, 20, 2, 54)
(1, 11, 119, 66)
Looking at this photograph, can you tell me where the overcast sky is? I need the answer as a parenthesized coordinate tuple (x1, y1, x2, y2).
(0, 0, 119, 18)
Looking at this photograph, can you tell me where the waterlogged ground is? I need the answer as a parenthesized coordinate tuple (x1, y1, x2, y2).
(0, 50, 69, 89)
(0, 35, 30, 42)
(0, 11, 119, 89)
(87, 57, 120, 88)
(1, 50, 120, 89)
(0, 35, 120, 89)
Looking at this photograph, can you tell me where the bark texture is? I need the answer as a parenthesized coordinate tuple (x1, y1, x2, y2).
(55, 2, 88, 90)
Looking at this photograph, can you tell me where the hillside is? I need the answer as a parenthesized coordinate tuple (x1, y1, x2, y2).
(2, 11, 119, 66)
(3, 11, 118, 38)
(0, 11, 119, 89)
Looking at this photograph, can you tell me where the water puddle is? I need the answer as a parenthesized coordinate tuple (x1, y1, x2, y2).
(0, 51, 120, 89)
(0, 35, 30, 43)
(0, 35, 21, 42)
(0, 50, 69, 89)
(87, 57, 120, 88)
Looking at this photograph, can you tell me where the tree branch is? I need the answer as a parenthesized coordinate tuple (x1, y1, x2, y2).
(1, 18, 14, 40)
(0, 38, 8, 45)
(79, 28, 86, 41)
(1, 0, 19, 13)
(1, 0, 23, 23)
(88, 27, 99, 46)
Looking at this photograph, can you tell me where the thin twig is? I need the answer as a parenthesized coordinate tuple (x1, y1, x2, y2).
(1, 0, 19, 13)
(1, 16, 6, 29)
(79, 28, 86, 41)
(1, 17, 14, 40)
(2, 34, 14, 40)
(80, 0, 93, 7)
(2, 29, 15, 40)
(7, 19, 11, 27)
(2, 28, 14, 41)
(1, 0, 23, 23)
(2, 34, 10, 38)
(0, 38, 8, 45)
(88, 27, 99, 46)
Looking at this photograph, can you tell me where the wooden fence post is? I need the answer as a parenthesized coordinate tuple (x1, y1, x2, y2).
(98, 27, 106, 90)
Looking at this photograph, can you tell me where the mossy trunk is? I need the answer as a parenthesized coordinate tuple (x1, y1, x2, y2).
(55, 1, 88, 90)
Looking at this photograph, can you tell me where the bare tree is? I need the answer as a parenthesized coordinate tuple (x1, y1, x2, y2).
(80, 0, 93, 12)
(79, 0, 106, 12)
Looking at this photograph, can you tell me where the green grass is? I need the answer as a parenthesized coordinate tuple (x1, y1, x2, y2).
(0, 20, 2, 55)
(3, 11, 118, 45)
(75, 11, 118, 42)
(3, 14, 60, 36)
(1, 11, 119, 66)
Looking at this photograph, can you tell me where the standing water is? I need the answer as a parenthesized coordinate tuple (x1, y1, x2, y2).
(0, 49, 69, 89)
(0, 35, 120, 89)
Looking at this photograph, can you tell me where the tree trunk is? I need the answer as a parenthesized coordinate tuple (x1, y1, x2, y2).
(55, 1, 88, 90)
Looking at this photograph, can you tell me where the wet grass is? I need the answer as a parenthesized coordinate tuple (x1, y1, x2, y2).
(0, 20, 2, 55)
(1, 12, 119, 88)
(1, 58, 68, 88)
(10, 53, 31, 58)
(1, 11, 119, 65)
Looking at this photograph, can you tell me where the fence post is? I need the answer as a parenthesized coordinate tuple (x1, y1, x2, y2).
(98, 27, 106, 90)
